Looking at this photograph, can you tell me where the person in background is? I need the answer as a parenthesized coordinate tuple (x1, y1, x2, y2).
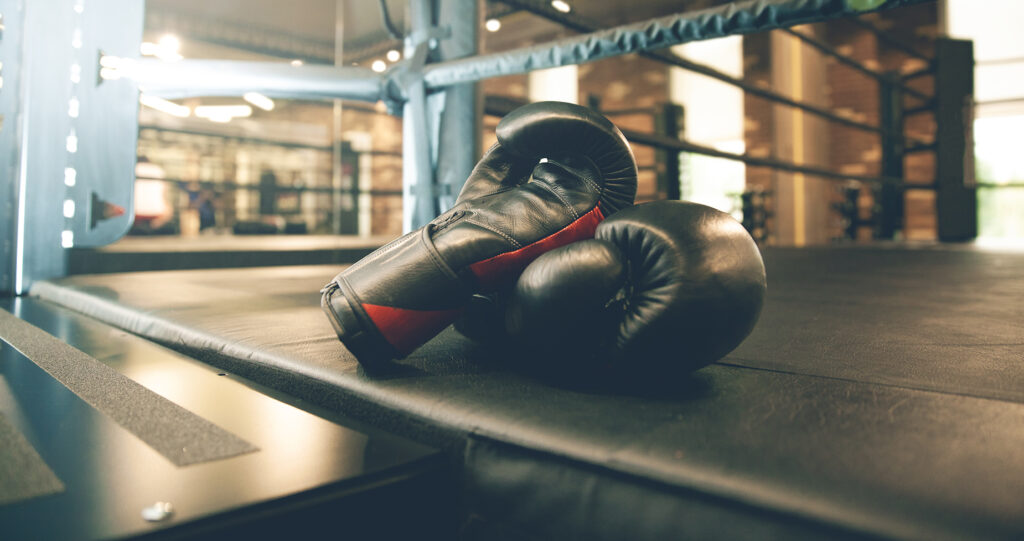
(197, 188, 217, 231)
(181, 181, 218, 235)
(131, 156, 176, 235)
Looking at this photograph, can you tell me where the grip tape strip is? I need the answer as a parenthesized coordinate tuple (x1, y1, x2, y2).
(0, 309, 257, 467)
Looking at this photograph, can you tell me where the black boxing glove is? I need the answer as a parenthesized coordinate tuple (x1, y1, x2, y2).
(321, 101, 638, 369)
(503, 200, 766, 381)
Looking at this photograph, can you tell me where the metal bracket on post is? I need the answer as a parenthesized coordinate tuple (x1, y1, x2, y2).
(400, 39, 441, 231)
(389, 0, 478, 229)
(396, 0, 456, 232)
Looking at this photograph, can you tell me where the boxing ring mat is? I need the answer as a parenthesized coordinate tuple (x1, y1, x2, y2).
(30, 246, 1024, 540)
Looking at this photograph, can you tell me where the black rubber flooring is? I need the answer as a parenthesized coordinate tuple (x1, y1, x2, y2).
(29, 245, 1024, 540)
(730, 246, 1024, 402)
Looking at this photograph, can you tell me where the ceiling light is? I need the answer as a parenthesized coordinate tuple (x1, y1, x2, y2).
(140, 95, 190, 118)
(485, 18, 501, 32)
(243, 92, 275, 111)
(551, 0, 571, 13)
(157, 50, 183, 62)
(371, 60, 387, 73)
(141, 36, 182, 61)
(386, 49, 401, 62)
(291, 59, 304, 66)
(195, 105, 252, 120)
(158, 34, 180, 53)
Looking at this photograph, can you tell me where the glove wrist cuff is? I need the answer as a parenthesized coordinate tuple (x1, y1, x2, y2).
(321, 226, 472, 367)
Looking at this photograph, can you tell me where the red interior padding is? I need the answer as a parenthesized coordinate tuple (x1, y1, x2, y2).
(469, 205, 605, 291)
(363, 303, 465, 355)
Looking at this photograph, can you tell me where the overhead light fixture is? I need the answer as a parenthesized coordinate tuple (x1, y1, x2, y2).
(485, 18, 501, 32)
(291, 59, 304, 66)
(371, 60, 387, 73)
(386, 49, 401, 62)
(140, 94, 190, 118)
(158, 34, 180, 53)
(195, 105, 252, 117)
(157, 34, 183, 61)
(551, 0, 571, 13)
(243, 92, 275, 111)
(195, 104, 252, 122)
(140, 34, 183, 61)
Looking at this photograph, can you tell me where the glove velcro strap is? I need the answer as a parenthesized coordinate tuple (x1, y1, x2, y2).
(469, 205, 605, 291)
(323, 226, 472, 366)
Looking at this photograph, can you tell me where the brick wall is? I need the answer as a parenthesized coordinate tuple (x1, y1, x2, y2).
(743, 32, 779, 243)
(742, 4, 940, 243)
(580, 54, 669, 202)
(479, 55, 671, 204)
(363, 4, 944, 242)
(341, 106, 403, 237)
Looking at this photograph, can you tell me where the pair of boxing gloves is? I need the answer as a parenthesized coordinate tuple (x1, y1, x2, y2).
(321, 101, 766, 380)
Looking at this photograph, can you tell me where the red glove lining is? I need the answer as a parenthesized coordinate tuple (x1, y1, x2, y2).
(469, 205, 605, 291)
(362, 304, 466, 356)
